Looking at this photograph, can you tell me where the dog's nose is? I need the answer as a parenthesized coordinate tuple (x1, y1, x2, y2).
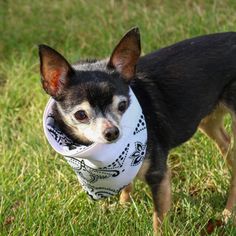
(103, 127, 119, 142)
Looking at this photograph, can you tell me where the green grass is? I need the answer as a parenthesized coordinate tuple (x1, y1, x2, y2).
(2, 0, 236, 235)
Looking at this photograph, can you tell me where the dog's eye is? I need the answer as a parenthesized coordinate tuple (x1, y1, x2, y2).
(118, 101, 127, 113)
(74, 110, 88, 121)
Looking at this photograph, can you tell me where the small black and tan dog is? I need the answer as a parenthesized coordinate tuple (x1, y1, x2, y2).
(39, 28, 236, 233)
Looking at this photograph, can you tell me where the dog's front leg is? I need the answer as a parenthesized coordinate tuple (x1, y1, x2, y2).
(145, 148, 171, 234)
(119, 183, 133, 204)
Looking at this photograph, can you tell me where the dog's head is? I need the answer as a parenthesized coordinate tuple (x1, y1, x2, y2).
(39, 28, 141, 144)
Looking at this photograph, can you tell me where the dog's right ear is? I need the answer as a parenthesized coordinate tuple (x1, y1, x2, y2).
(39, 45, 73, 99)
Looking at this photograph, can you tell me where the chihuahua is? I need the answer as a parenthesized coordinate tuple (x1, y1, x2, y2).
(39, 28, 236, 233)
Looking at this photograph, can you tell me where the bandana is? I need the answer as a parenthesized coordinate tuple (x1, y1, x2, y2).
(43, 88, 147, 200)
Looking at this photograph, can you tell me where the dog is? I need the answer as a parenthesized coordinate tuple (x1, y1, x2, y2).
(39, 27, 236, 233)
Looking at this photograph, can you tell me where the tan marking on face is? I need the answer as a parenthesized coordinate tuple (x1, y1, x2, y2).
(110, 95, 128, 115)
(57, 101, 100, 142)
(57, 95, 129, 144)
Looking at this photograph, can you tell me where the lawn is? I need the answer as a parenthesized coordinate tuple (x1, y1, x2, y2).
(1, 0, 236, 235)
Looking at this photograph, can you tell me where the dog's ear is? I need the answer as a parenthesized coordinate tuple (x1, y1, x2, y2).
(39, 45, 74, 99)
(108, 27, 141, 81)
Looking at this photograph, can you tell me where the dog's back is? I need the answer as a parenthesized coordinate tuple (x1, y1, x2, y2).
(134, 32, 236, 148)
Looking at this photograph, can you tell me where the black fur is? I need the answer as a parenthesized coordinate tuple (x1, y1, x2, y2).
(135, 32, 236, 149)
(132, 32, 236, 218)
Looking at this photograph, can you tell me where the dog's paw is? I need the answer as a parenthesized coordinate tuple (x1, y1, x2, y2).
(119, 192, 131, 205)
(222, 208, 231, 224)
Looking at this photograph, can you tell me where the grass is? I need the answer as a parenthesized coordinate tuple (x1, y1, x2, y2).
(1, 0, 236, 235)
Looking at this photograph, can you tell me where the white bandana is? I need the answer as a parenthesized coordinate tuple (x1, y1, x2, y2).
(43, 88, 147, 200)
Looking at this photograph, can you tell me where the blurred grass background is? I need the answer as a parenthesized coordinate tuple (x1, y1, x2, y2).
(1, 0, 236, 235)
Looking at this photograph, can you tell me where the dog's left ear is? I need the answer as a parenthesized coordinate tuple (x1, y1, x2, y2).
(108, 27, 141, 81)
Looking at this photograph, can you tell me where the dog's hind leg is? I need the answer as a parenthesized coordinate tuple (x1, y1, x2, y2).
(223, 112, 236, 222)
(199, 104, 231, 162)
(210, 83, 236, 222)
